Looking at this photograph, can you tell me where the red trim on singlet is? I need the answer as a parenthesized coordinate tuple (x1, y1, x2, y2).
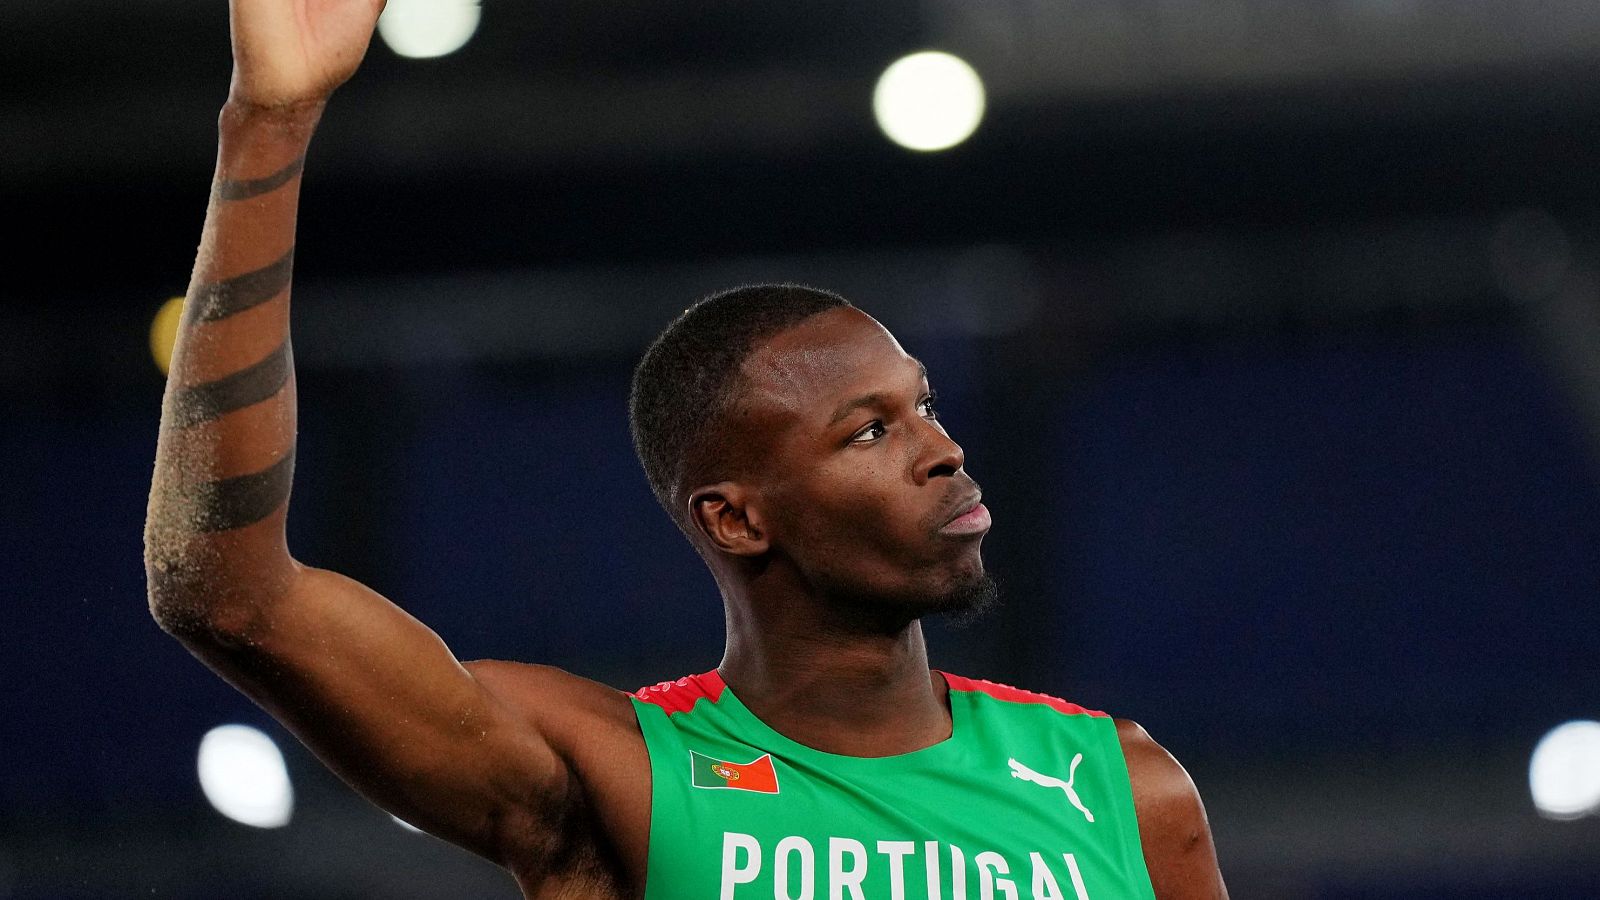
(631, 668, 1104, 718)
(631, 669, 728, 715)
(938, 671, 1109, 718)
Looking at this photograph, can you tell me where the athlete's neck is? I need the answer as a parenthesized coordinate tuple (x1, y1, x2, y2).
(719, 614, 951, 758)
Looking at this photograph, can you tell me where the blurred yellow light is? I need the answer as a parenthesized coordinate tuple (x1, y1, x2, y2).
(150, 296, 184, 375)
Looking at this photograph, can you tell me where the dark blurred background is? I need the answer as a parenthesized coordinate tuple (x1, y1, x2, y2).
(4, 1, 1600, 897)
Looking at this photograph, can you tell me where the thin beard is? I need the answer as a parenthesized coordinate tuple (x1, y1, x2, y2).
(932, 573, 1001, 628)
(807, 567, 1000, 632)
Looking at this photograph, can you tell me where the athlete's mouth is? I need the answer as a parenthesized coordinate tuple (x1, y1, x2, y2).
(938, 493, 991, 536)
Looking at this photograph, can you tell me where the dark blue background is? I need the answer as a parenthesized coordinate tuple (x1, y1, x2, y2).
(7, 320, 1595, 823)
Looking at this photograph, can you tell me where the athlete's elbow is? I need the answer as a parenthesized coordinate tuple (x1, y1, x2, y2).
(143, 548, 265, 646)
(146, 561, 230, 641)
(145, 530, 190, 629)
(146, 514, 295, 638)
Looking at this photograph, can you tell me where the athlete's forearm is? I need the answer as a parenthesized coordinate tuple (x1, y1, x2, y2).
(144, 100, 322, 633)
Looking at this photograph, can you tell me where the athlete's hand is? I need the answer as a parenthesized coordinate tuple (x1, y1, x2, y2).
(227, 0, 387, 109)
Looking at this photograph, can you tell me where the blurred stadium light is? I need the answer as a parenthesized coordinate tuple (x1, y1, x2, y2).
(1530, 720, 1600, 820)
(377, 0, 482, 60)
(197, 725, 294, 829)
(873, 51, 986, 151)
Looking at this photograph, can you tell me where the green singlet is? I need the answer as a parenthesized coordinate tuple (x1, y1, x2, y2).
(631, 670, 1156, 900)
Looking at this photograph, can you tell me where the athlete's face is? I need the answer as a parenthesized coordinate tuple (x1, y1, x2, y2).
(732, 307, 993, 619)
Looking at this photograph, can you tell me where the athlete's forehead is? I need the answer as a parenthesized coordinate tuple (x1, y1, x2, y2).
(737, 308, 924, 425)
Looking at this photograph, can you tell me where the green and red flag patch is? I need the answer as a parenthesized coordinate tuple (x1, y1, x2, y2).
(689, 750, 780, 794)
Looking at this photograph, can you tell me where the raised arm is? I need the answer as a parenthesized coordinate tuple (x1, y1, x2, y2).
(142, 0, 636, 870)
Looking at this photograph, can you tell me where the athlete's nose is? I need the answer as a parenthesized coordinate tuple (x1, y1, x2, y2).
(915, 418, 965, 484)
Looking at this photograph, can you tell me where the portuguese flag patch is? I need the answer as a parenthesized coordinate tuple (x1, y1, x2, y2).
(689, 750, 780, 794)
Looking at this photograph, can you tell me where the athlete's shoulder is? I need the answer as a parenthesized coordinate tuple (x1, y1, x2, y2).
(1115, 719, 1230, 898)
(465, 659, 637, 729)
(1115, 719, 1200, 812)
(938, 671, 1110, 718)
(630, 668, 728, 714)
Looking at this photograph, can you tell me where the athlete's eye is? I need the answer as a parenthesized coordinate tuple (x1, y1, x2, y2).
(849, 421, 887, 445)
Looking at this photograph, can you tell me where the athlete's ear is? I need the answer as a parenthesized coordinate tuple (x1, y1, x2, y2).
(687, 482, 768, 557)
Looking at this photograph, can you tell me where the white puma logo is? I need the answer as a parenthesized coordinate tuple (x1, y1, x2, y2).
(1008, 755, 1095, 823)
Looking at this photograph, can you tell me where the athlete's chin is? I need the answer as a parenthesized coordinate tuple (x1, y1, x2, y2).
(917, 568, 999, 626)
(818, 550, 995, 626)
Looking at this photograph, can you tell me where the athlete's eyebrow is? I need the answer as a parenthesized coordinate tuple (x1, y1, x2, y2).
(826, 358, 929, 427)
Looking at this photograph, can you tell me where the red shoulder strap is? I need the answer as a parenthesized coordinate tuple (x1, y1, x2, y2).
(939, 671, 1109, 718)
(632, 669, 727, 715)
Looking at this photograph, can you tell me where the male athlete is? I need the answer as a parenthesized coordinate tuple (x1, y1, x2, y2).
(144, 2, 1228, 897)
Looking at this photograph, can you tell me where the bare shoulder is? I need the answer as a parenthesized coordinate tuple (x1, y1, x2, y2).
(1114, 719, 1202, 825)
(1115, 719, 1229, 900)
(465, 660, 644, 754)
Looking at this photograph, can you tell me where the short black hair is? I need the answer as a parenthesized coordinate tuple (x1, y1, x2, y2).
(629, 282, 852, 525)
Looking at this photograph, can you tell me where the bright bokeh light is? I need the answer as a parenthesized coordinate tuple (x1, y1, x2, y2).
(872, 51, 986, 152)
(197, 724, 294, 828)
(1529, 720, 1600, 819)
(150, 296, 184, 374)
(377, 0, 482, 60)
